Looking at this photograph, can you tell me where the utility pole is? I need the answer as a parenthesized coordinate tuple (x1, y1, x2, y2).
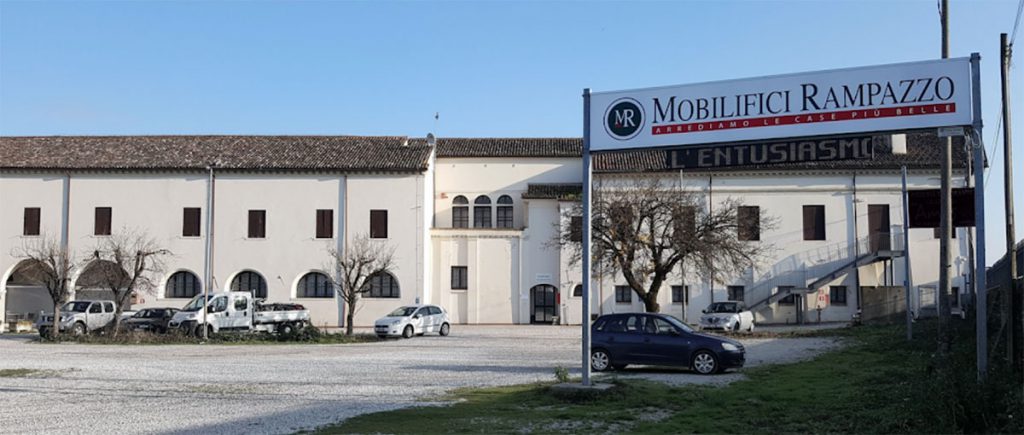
(999, 33, 1019, 376)
(937, 0, 954, 356)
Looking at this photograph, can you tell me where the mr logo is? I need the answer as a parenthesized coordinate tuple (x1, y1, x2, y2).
(604, 98, 644, 140)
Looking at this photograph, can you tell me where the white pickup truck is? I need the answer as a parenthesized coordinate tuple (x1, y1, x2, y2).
(35, 300, 118, 336)
(169, 291, 311, 336)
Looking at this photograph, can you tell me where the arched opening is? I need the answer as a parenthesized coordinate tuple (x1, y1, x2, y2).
(230, 270, 267, 299)
(166, 270, 201, 299)
(496, 195, 514, 228)
(297, 272, 333, 298)
(452, 195, 469, 228)
(530, 284, 558, 324)
(3, 260, 56, 328)
(362, 271, 399, 298)
(75, 259, 130, 304)
(473, 195, 492, 228)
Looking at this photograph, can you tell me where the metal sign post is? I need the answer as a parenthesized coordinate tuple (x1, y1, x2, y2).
(581, 88, 593, 386)
(902, 166, 913, 340)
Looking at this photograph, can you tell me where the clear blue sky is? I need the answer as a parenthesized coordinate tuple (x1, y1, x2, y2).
(1, 0, 1022, 264)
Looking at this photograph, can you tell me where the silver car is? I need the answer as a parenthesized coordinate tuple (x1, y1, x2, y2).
(374, 304, 451, 338)
(36, 300, 117, 336)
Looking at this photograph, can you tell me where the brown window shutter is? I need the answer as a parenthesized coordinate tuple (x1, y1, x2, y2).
(370, 210, 388, 238)
(248, 210, 266, 238)
(570, 216, 582, 242)
(95, 207, 112, 236)
(183, 208, 201, 237)
(803, 205, 825, 240)
(23, 207, 40, 236)
(316, 209, 333, 239)
(737, 206, 759, 241)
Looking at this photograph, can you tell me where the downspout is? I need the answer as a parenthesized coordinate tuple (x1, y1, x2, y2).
(852, 173, 861, 315)
(337, 175, 347, 328)
(61, 173, 71, 301)
(202, 165, 215, 340)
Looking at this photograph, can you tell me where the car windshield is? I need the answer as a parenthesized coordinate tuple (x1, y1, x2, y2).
(181, 294, 213, 312)
(661, 315, 696, 334)
(135, 309, 163, 318)
(708, 302, 739, 313)
(387, 307, 418, 317)
(62, 301, 90, 313)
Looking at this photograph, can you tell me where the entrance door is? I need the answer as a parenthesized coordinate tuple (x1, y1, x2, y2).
(530, 285, 557, 324)
(868, 204, 891, 252)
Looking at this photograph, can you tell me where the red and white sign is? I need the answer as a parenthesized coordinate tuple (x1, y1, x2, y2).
(589, 58, 973, 152)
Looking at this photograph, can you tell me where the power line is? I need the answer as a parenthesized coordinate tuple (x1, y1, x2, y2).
(1011, 0, 1023, 45)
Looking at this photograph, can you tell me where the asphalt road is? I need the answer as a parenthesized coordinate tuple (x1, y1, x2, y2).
(0, 326, 838, 434)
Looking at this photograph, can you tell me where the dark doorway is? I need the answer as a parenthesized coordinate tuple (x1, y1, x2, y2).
(530, 284, 557, 324)
(868, 204, 891, 252)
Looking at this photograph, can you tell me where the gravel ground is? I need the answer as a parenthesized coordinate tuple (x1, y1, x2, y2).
(0, 326, 840, 434)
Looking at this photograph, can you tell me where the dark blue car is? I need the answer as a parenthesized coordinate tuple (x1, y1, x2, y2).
(590, 312, 745, 374)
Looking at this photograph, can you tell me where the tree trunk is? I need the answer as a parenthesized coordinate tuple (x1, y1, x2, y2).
(642, 295, 660, 313)
(345, 302, 355, 336)
(51, 302, 61, 338)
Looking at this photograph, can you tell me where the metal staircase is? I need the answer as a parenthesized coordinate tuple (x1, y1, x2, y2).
(746, 234, 905, 312)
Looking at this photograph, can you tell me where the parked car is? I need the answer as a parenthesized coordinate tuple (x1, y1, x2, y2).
(122, 308, 179, 333)
(35, 300, 117, 336)
(590, 312, 745, 374)
(168, 292, 310, 336)
(698, 301, 755, 332)
(374, 304, 450, 338)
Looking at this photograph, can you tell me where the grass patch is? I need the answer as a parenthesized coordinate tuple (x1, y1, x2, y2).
(317, 321, 1023, 434)
(0, 368, 41, 378)
(37, 326, 381, 345)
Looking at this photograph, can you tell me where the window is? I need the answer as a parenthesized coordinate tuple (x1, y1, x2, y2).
(364, 272, 399, 298)
(674, 206, 696, 239)
(452, 195, 469, 228)
(231, 271, 267, 298)
(737, 206, 759, 241)
(370, 210, 388, 238)
(451, 266, 468, 290)
(573, 284, 583, 297)
(496, 195, 514, 228)
(951, 286, 960, 307)
(89, 303, 101, 313)
(830, 286, 847, 305)
(166, 271, 201, 298)
(803, 205, 825, 241)
(183, 208, 201, 237)
(298, 272, 333, 298)
(778, 286, 795, 305)
(672, 285, 690, 304)
(94, 207, 112, 236)
(316, 209, 333, 239)
(728, 285, 745, 301)
(615, 285, 632, 303)
(473, 195, 492, 228)
(248, 210, 266, 238)
(103, 302, 114, 312)
(233, 296, 247, 311)
(570, 216, 583, 242)
(23, 207, 40, 236)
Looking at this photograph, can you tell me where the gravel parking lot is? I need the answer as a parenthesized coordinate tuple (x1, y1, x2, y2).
(0, 326, 840, 434)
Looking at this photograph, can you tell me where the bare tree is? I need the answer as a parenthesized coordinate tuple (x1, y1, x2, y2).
(11, 234, 75, 337)
(325, 234, 397, 335)
(86, 228, 171, 335)
(556, 177, 776, 313)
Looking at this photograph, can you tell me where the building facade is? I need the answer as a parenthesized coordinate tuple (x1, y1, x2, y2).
(1, 133, 973, 330)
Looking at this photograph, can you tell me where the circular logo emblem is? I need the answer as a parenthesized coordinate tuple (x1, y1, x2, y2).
(604, 98, 644, 140)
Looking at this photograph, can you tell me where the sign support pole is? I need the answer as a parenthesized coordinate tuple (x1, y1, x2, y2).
(902, 166, 913, 340)
(970, 52, 987, 380)
(581, 88, 593, 386)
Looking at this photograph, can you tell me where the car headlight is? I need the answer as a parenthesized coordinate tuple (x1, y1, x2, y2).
(390, 320, 402, 326)
(722, 342, 739, 351)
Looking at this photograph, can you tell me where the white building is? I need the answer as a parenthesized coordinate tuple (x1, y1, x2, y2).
(0, 133, 972, 330)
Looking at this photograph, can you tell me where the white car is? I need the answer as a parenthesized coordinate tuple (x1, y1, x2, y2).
(35, 300, 117, 336)
(374, 304, 451, 338)
(698, 301, 755, 332)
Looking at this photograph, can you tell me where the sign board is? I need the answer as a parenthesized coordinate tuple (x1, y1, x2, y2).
(937, 126, 965, 137)
(665, 135, 875, 169)
(589, 58, 973, 151)
(908, 187, 976, 228)
(535, 273, 552, 282)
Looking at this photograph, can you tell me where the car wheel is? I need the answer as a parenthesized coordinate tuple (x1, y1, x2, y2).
(72, 322, 87, 336)
(591, 349, 612, 372)
(402, 325, 414, 339)
(439, 323, 450, 336)
(692, 350, 719, 375)
(733, 322, 741, 332)
(278, 323, 294, 335)
(38, 326, 51, 338)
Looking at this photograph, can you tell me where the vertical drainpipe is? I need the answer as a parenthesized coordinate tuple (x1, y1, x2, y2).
(202, 165, 215, 340)
(337, 175, 347, 328)
(852, 173, 861, 314)
(61, 173, 71, 300)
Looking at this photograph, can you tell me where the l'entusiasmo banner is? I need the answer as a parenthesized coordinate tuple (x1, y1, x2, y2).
(589, 57, 974, 152)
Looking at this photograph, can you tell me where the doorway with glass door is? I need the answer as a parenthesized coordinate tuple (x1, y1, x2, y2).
(530, 284, 558, 324)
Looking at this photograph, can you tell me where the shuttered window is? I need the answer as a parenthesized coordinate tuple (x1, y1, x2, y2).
(803, 205, 825, 240)
(728, 285, 745, 301)
(672, 285, 689, 304)
(370, 210, 388, 238)
(830, 286, 847, 305)
(473, 196, 492, 228)
(298, 272, 334, 298)
(23, 207, 40, 236)
(674, 206, 696, 239)
(737, 206, 760, 241)
(452, 195, 469, 228)
(570, 216, 583, 242)
(615, 285, 632, 303)
(451, 266, 468, 290)
(183, 208, 201, 237)
(94, 207, 112, 236)
(364, 272, 400, 298)
(248, 210, 266, 239)
(316, 209, 333, 239)
(496, 195, 514, 228)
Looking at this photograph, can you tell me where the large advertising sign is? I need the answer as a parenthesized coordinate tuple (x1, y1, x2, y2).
(589, 58, 973, 152)
(665, 135, 876, 169)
